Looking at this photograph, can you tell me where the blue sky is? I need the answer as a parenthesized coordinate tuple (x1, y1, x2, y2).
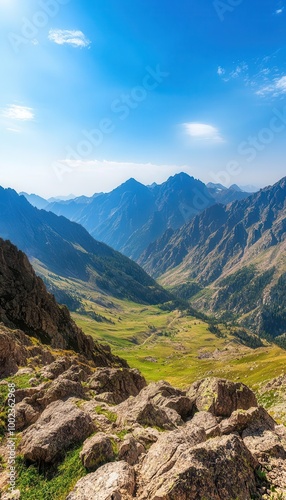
(0, 0, 285, 197)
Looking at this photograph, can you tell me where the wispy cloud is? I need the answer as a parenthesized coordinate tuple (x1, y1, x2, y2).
(257, 75, 286, 97)
(2, 105, 34, 121)
(217, 62, 249, 83)
(217, 66, 225, 76)
(217, 52, 286, 99)
(183, 123, 224, 143)
(275, 8, 284, 14)
(48, 29, 91, 48)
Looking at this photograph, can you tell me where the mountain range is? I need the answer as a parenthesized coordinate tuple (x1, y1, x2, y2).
(139, 176, 286, 342)
(4, 174, 286, 343)
(23, 173, 252, 261)
(0, 187, 172, 308)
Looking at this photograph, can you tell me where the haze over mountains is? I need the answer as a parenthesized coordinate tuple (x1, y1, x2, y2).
(0, 187, 171, 307)
(3, 173, 286, 343)
(23, 173, 253, 261)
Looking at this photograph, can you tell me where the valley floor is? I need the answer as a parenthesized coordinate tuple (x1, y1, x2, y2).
(72, 298, 286, 425)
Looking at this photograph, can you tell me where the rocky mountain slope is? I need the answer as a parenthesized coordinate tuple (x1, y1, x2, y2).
(0, 239, 285, 499)
(44, 173, 251, 261)
(207, 182, 254, 204)
(0, 238, 125, 374)
(0, 187, 172, 307)
(139, 176, 286, 340)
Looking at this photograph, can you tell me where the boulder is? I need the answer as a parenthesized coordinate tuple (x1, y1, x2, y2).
(59, 364, 91, 382)
(138, 433, 257, 500)
(20, 400, 94, 463)
(118, 434, 145, 465)
(16, 401, 40, 431)
(187, 377, 257, 417)
(191, 411, 220, 438)
(14, 387, 41, 404)
(38, 378, 85, 406)
(80, 432, 115, 471)
(132, 426, 161, 447)
(220, 406, 261, 435)
(40, 357, 72, 379)
(138, 381, 194, 419)
(66, 461, 135, 500)
(116, 397, 182, 430)
(87, 367, 146, 404)
(15, 378, 86, 430)
(242, 408, 286, 489)
(116, 380, 193, 430)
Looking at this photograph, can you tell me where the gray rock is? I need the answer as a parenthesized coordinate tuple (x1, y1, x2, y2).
(187, 377, 257, 417)
(87, 367, 146, 404)
(116, 380, 193, 430)
(80, 432, 115, 471)
(191, 411, 220, 438)
(118, 434, 145, 465)
(20, 400, 94, 463)
(66, 461, 135, 500)
(138, 433, 257, 499)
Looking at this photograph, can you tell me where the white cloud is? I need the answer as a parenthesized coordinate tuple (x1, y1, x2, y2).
(48, 29, 91, 48)
(257, 75, 286, 97)
(183, 123, 224, 143)
(218, 62, 249, 83)
(2, 105, 34, 121)
(275, 8, 284, 14)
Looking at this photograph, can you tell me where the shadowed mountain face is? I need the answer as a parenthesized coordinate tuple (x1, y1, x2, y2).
(0, 238, 126, 367)
(139, 177, 286, 339)
(0, 187, 172, 306)
(44, 173, 251, 261)
(206, 182, 253, 205)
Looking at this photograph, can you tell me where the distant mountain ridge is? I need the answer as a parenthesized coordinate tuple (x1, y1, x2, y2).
(40, 173, 251, 261)
(139, 176, 286, 341)
(0, 187, 172, 307)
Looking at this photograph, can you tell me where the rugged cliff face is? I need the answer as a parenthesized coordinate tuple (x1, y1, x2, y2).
(0, 238, 126, 369)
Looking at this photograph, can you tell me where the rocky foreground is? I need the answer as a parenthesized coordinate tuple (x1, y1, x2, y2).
(0, 238, 285, 499)
(1, 358, 285, 499)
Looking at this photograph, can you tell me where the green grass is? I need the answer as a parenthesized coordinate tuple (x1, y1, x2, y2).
(70, 295, 286, 425)
(16, 446, 87, 500)
(95, 405, 117, 423)
(0, 374, 33, 440)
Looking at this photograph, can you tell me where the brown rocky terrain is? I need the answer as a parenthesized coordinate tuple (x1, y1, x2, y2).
(0, 238, 285, 499)
(7, 370, 284, 499)
(0, 238, 126, 373)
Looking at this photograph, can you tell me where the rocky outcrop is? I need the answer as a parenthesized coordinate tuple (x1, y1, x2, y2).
(20, 400, 95, 463)
(116, 380, 193, 430)
(138, 433, 257, 499)
(0, 238, 126, 368)
(0, 326, 54, 377)
(118, 434, 145, 465)
(15, 371, 89, 431)
(87, 367, 147, 404)
(242, 408, 286, 490)
(80, 433, 115, 471)
(1, 366, 284, 500)
(66, 461, 136, 500)
(187, 377, 258, 417)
